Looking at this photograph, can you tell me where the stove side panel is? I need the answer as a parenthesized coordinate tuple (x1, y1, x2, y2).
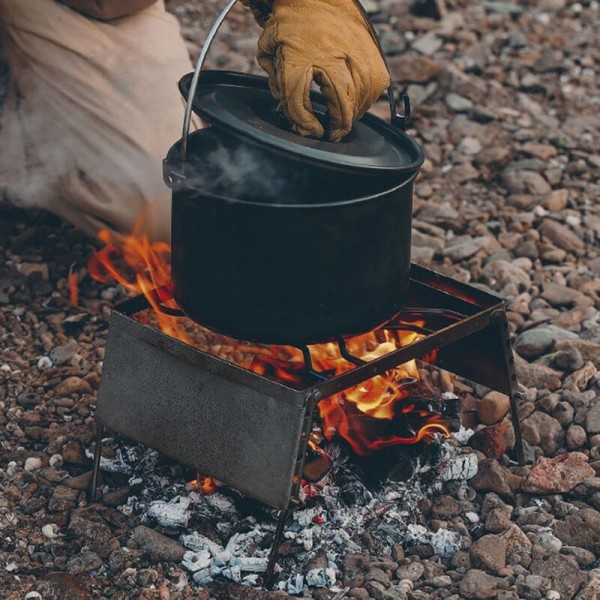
(95, 321, 308, 510)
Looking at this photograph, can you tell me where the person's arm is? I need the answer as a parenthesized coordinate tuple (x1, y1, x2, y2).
(57, 0, 158, 20)
(241, 0, 390, 142)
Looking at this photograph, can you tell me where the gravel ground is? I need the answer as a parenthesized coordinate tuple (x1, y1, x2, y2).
(1, 0, 600, 598)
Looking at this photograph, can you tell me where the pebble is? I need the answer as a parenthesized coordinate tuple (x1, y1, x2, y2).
(478, 391, 510, 425)
(469, 535, 506, 571)
(42, 523, 60, 539)
(132, 525, 186, 562)
(24, 457, 42, 471)
(66, 551, 103, 575)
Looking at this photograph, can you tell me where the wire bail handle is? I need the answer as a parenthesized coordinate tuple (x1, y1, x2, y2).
(174, 0, 411, 179)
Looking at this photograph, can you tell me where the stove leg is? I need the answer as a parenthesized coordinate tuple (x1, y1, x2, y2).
(88, 423, 104, 503)
(509, 391, 525, 466)
(265, 508, 290, 589)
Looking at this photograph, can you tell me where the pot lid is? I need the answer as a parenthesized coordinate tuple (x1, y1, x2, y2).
(179, 71, 424, 174)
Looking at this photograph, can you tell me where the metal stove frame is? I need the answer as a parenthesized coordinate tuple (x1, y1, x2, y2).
(89, 264, 523, 586)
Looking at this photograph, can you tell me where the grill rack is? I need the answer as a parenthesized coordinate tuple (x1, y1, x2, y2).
(89, 264, 524, 586)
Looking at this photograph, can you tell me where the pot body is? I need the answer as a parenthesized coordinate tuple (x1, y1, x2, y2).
(167, 127, 418, 345)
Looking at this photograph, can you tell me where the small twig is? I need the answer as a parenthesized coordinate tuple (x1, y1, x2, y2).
(331, 587, 350, 600)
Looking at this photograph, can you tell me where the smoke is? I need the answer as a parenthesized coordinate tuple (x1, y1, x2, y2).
(184, 135, 306, 205)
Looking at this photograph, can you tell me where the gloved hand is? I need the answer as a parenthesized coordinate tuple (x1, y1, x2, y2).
(245, 0, 390, 142)
(57, 0, 157, 20)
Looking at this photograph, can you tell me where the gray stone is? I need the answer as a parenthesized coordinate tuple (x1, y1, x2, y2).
(530, 552, 587, 600)
(514, 325, 578, 360)
(539, 219, 585, 253)
(459, 569, 507, 599)
(132, 525, 186, 562)
(445, 93, 474, 112)
(554, 508, 600, 554)
(522, 411, 565, 454)
(66, 551, 103, 575)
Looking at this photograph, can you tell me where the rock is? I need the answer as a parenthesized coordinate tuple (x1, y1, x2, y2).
(470, 459, 512, 498)
(575, 569, 600, 600)
(500, 524, 533, 565)
(389, 55, 441, 83)
(431, 496, 471, 519)
(542, 283, 591, 308)
(62, 441, 88, 466)
(66, 551, 103, 575)
(482, 260, 531, 292)
(48, 485, 79, 512)
(50, 340, 78, 365)
(448, 161, 479, 184)
(395, 562, 424, 582)
(36, 573, 92, 600)
(25, 457, 42, 471)
(459, 569, 507, 599)
(514, 325, 578, 360)
(552, 348, 585, 372)
(586, 402, 600, 434)
(445, 93, 473, 112)
(443, 236, 486, 261)
(563, 546, 597, 568)
(567, 425, 588, 450)
(543, 189, 569, 211)
(469, 422, 509, 459)
(458, 136, 482, 155)
(515, 355, 563, 391)
(521, 143, 558, 160)
(54, 376, 92, 396)
(478, 391, 510, 425)
(534, 531, 563, 554)
(365, 567, 391, 587)
(564, 361, 597, 391)
(521, 411, 565, 454)
(132, 525, 186, 562)
(469, 535, 506, 572)
(501, 169, 551, 195)
(530, 552, 588, 600)
(67, 508, 115, 553)
(554, 508, 600, 554)
(539, 219, 585, 253)
(485, 507, 512, 533)
(554, 340, 600, 370)
(412, 31, 442, 56)
(475, 146, 512, 167)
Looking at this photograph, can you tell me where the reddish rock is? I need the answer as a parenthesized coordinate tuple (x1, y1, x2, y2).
(55, 376, 93, 396)
(499, 524, 532, 566)
(521, 453, 595, 494)
(469, 534, 506, 572)
(470, 459, 512, 498)
(469, 422, 509, 459)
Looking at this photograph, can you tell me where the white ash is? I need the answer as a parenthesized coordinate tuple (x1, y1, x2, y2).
(104, 436, 477, 594)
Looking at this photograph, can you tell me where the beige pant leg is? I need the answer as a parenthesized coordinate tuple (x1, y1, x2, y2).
(0, 0, 196, 241)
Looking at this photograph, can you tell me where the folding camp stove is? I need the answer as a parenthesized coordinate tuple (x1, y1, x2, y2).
(89, 264, 524, 585)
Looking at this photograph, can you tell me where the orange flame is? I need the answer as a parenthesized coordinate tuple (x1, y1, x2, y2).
(88, 218, 449, 458)
(188, 474, 218, 494)
(68, 265, 79, 307)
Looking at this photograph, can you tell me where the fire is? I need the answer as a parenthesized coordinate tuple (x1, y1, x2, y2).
(188, 474, 218, 494)
(88, 218, 450, 458)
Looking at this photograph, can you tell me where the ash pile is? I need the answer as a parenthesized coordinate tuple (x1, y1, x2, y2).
(96, 412, 477, 597)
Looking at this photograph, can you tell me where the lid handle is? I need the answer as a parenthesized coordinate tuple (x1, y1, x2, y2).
(171, 0, 410, 182)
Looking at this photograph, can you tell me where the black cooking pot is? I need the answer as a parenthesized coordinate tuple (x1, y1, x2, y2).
(163, 0, 424, 345)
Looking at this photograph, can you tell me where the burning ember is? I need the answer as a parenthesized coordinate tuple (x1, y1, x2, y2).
(87, 222, 449, 458)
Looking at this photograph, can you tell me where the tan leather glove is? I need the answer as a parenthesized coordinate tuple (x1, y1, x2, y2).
(57, 0, 158, 20)
(245, 0, 390, 142)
